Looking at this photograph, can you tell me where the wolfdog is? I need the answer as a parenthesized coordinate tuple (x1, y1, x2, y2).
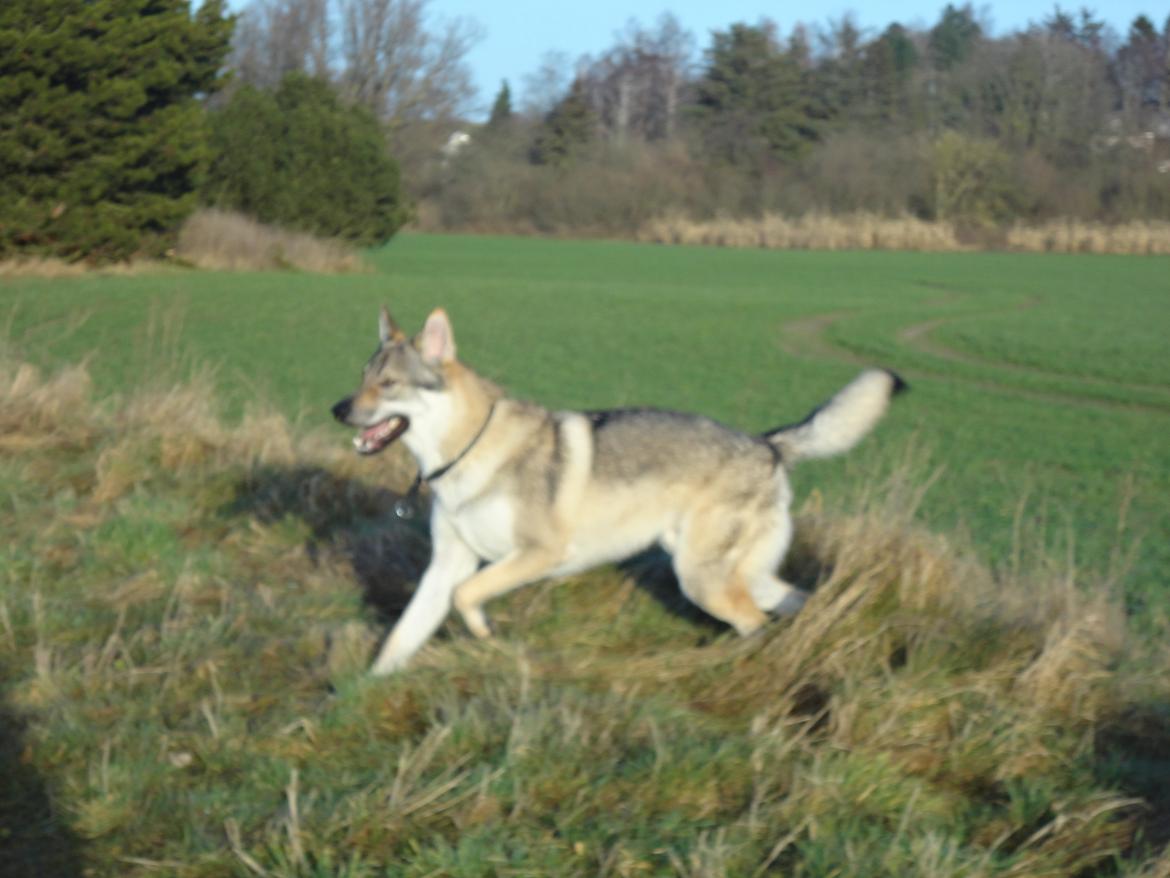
(332, 306, 906, 675)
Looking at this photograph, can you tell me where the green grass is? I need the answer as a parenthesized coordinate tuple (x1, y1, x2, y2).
(3, 235, 1170, 876)
(5, 235, 1170, 613)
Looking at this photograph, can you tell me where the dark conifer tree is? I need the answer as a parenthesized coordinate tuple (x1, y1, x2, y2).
(0, 0, 233, 261)
(488, 80, 513, 129)
(204, 73, 411, 246)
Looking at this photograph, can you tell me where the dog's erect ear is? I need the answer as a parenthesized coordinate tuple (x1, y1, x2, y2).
(419, 308, 456, 364)
(379, 305, 405, 344)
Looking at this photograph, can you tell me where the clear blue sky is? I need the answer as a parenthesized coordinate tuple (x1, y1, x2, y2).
(430, 0, 1161, 117)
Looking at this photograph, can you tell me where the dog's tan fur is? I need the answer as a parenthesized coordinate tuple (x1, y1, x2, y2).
(332, 306, 905, 674)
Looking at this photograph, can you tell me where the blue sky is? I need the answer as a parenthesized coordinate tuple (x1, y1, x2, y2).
(429, 0, 1160, 116)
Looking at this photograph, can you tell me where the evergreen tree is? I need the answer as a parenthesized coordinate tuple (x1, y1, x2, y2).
(0, 0, 233, 261)
(929, 4, 982, 70)
(1116, 14, 1167, 118)
(815, 16, 866, 117)
(861, 24, 919, 123)
(691, 23, 817, 167)
(529, 78, 595, 166)
(204, 73, 410, 246)
(487, 80, 513, 129)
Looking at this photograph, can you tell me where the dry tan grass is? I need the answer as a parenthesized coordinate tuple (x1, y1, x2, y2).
(0, 210, 367, 275)
(0, 357, 412, 504)
(639, 212, 1170, 254)
(0, 257, 169, 278)
(174, 208, 368, 273)
(1007, 219, 1170, 255)
(638, 212, 966, 252)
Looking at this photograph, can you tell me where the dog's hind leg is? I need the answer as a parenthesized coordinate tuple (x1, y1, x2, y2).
(671, 534, 768, 636)
(676, 565, 768, 636)
(739, 514, 808, 616)
(370, 514, 479, 676)
(669, 502, 798, 635)
(452, 547, 562, 639)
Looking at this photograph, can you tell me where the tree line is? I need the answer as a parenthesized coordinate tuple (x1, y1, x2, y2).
(1, 0, 1168, 262)
(442, 7, 1170, 235)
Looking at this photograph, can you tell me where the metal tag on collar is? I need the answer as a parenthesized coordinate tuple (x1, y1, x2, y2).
(394, 474, 423, 520)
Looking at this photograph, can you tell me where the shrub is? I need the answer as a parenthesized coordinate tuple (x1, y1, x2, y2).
(204, 74, 410, 247)
(928, 131, 1018, 225)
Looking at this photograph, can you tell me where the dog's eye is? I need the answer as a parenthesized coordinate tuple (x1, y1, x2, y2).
(379, 379, 396, 389)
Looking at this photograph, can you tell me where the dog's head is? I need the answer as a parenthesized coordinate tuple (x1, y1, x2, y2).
(331, 306, 457, 455)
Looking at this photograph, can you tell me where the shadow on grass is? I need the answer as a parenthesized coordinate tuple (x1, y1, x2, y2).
(1097, 704, 1170, 858)
(617, 548, 725, 636)
(221, 465, 430, 623)
(0, 672, 86, 878)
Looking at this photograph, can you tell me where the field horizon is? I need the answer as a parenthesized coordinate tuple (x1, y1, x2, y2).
(3, 234, 1169, 875)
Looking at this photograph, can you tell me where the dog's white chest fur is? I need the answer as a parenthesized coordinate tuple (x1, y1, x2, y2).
(441, 493, 517, 561)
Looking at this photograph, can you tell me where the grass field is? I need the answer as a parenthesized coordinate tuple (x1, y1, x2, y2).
(2, 234, 1170, 876)
(6, 235, 1170, 611)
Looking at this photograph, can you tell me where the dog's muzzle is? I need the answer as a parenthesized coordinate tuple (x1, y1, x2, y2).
(333, 396, 409, 455)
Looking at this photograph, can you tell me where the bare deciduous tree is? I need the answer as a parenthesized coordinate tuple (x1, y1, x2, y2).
(229, 0, 480, 132)
(337, 0, 480, 128)
(578, 14, 693, 143)
(231, 0, 331, 90)
(521, 51, 575, 117)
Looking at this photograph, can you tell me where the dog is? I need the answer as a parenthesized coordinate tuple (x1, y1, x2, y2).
(332, 306, 906, 675)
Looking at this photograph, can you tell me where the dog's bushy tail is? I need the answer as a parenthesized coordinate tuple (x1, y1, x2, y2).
(763, 369, 907, 464)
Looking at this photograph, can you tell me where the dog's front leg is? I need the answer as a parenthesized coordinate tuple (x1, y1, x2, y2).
(452, 547, 561, 639)
(370, 512, 479, 676)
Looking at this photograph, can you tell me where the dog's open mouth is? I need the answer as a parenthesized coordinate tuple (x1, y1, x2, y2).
(353, 416, 409, 455)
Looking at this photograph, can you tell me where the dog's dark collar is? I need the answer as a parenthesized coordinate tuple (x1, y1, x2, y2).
(395, 402, 498, 519)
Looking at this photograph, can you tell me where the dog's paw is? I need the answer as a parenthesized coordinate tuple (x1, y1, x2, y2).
(461, 607, 493, 640)
(369, 651, 409, 676)
(769, 587, 810, 617)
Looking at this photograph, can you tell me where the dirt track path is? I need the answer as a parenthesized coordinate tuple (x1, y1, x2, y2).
(896, 305, 1170, 403)
(777, 305, 1170, 415)
(776, 311, 869, 365)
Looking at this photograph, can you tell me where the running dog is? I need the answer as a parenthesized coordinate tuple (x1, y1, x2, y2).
(332, 306, 906, 674)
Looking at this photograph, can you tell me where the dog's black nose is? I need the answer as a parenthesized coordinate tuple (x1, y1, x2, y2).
(331, 398, 352, 423)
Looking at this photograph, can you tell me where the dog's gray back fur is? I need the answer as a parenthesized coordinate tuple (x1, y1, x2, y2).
(587, 408, 779, 484)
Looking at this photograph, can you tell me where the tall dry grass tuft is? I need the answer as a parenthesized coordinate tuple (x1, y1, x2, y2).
(0, 356, 412, 505)
(0, 360, 96, 450)
(638, 212, 965, 252)
(175, 209, 368, 273)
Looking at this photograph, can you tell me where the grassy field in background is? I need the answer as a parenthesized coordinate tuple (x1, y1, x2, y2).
(3, 235, 1170, 876)
(5, 235, 1169, 613)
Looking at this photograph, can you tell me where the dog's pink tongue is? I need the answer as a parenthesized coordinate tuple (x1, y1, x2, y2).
(362, 422, 389, 443)
(355, 416, 406, 454)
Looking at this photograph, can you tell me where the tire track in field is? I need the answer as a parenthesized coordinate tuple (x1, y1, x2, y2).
(777, 307, 1170, 415)
(776, 311, 870, 366)
(897, 306, 1170, 404)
